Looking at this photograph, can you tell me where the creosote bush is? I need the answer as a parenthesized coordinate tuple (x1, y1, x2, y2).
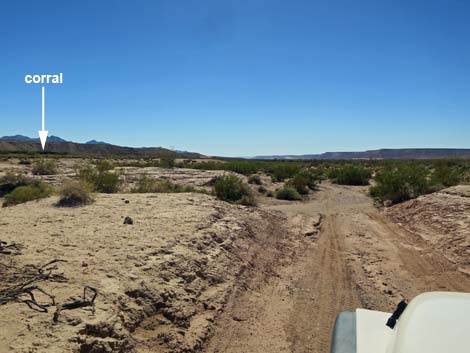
(286, 169, 319, 194)
(77, 161, 121, 193)
(0, 171, 32, 196)
(432, 165, 462, 188)
(248, 174, 262, 185)
(32, 159, 58, 175)
(132, 174, 198, 193)
(56, 180, 94, 207)
(213, 175, 256, 206)
(3, 181, 52, 207)
(370, 164, 431, 205)
(276, 187, 302, 201)
(329, 165, 371, 185)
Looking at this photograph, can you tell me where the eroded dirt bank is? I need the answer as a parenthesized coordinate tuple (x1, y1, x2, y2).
(2, 181, 469, 353)
(0, 193, 303, 353)
(203, 183, 470, 353)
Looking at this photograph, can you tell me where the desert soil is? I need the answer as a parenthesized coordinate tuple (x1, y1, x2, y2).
(203, 183, 470, 353)
(1, 159, 469, 353)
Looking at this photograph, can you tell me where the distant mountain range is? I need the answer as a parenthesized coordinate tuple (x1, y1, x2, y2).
(0, 134, 69, 143)
(1, 135, 469, 160)
(85, 140, 108, 145)
(0, 135, 202, 158)
(0, 135, 108, 145)
(253, 148, 470, 160)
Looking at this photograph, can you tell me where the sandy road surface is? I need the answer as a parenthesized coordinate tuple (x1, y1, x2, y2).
(203, 183, 470, 353)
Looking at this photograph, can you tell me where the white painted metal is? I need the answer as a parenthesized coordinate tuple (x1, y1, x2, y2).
(356, 308, 392, 353)
(355, 292, 470, 353)
(386, 292, 470, 353)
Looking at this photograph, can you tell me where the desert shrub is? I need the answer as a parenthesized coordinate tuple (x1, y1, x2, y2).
(329, 165, 371, 185)
(248, 174, 262, 185)
(286, 169, 319, 194)
(18, 158, 32, 165)
(132, 174, 197, 193)
(159, 157, 176, 169)
(266, 190, 274, 197)
(431, 165, 462, 188)
(151, 179, 195, 193)
(131, 173, 157, 193)
(214, 175, 256, 205)
(32, 159, 58, 175)
(56, 180, 94, 207)
(95, 172, 121, 193)
(269, 164, 302, 182)
(370, 164, 431, 205)
(276, 187, 302, 201)
(95, 160, 115, 172)
(3, 181, 52, 207)
(257, 186, 267, 193)
(239, 195, 257, 206)
(77, 162, 121, 193)
(0, 171, 32, 196)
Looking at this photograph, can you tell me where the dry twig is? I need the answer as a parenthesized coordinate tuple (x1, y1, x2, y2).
(0, 259, 67, 312)
(53, 286, 98, 322)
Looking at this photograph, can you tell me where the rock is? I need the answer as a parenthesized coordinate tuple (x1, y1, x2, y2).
(125, 200, 130, 204)
(123, 216, 133, 225)
(383, 200, 393, 207)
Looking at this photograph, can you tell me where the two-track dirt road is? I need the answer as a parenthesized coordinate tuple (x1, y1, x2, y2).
(202, 183, 470, 353)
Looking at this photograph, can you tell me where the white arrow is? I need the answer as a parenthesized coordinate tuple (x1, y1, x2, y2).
(38, 86, 48, 150)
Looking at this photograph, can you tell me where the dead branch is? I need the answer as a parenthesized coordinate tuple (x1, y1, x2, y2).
(0, 259, 67, 311)
(53, 286, 98, 322)
(0, 240, 23, 255)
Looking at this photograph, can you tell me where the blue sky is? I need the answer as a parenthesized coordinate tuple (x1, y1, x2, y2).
(1, 0, 469, 156)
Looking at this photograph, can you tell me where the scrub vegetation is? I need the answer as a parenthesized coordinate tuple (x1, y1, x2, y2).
(3, 180, 52, 207)
(276, 187, 302, 201)
(56, 180, 94, 207)
(76, 160, 121, 193)
(213, 175, 256, 206)
(131, 173, 201, 193)
(32, 159, 58, 175)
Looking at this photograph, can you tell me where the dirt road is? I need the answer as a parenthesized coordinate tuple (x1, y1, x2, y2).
(203, 183, 470, 353)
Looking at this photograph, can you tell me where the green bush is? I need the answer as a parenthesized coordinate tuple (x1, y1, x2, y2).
(159, 157, 176, 169)
(431, 165, 462, 188)
(248, 174, 262, 185)
(3, 181, 52, 207)
(132, 174, 197, 193)
(239, 195, 257, 206)
(56, 180, 94, 207)
(32, 159, 58, 175)
(370, 164, 431, 205)
(276, 187, 302, 201)
(95, 160, 115, 173)
(286, 169, 319, 194)
(77, 162, 121, 193)
(0, 171, 32, 196)
(214, 175, 256, 205)
(269, 164, 302, 182)
(131, 173, 157, 193)
(329, 165, 371, 185)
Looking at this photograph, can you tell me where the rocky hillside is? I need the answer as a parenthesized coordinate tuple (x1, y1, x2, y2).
(0, 140, 203, 158)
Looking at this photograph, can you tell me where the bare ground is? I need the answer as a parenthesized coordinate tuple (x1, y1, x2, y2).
(203, 183, 470, 353)
(0, 193, 303, 353)
(1, 157, 470, 353)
